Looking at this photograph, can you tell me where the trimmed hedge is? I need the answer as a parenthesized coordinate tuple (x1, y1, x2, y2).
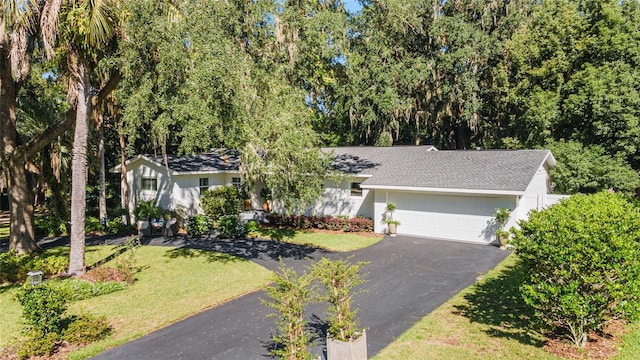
(266, 214, 373, 233)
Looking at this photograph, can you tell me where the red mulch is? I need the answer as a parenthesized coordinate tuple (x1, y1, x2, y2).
(543, 320, 628, 359)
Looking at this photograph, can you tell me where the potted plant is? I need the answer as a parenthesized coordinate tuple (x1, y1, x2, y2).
(240, 187, 252, 211)
(312, 258, 368, 360)
(260, 187, 272, 213)
(494, 208, 511, 249)
(385, 202, 398, 236)
(385, 219, 400, 237)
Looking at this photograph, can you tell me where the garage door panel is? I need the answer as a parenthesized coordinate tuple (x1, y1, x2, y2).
(390, 192, 508, 244)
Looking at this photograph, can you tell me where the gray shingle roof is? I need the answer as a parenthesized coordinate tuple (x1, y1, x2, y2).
(144, 149, 240, 173)
(325, 147, 552, 192)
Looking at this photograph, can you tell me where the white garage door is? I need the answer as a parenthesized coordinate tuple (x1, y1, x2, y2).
(390, 192, 512, 244)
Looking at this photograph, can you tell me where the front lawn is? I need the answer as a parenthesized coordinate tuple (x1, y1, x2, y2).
(373, 254, 640, 360)
(0, 245, 272, 359)
(252, 228, 382, 252)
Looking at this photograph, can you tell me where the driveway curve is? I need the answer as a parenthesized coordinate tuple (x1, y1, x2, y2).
(90, 235, 508, 359)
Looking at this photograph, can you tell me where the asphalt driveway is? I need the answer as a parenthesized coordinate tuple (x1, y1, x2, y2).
(90, 235, 508, 359)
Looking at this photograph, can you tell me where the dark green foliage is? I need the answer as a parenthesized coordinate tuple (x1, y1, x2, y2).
(547, 140, 640, 194)
(17, 330, 59, 360)
(186, 214, 212, 236)
(16, 285, 67, 335)
(42, 278, 127, 301)
(216, 215, 245, 239)
(263, 263, 313, 360)
(200, 186, 242, 221)
(513, 192, 640, 347)
(34, 214, 68, 236)
(62, 312, 111, 345)
(133, 200, 166, 221)
(0, 251, 67, 284)
(311, 258, 367, 342)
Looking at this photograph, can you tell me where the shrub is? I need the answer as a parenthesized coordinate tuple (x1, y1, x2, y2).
(16, 285, 67, 334)
(43, 278, 127, 301)
(263, 263, 312, 360)
(200, 186, 242, 220)
(0, 251, 67, 284)
(311, 258, 367, 342)
(217, 215, 245, 239)
(346, 217, 374, 232)
(133, 200, 166, 221)
(513, 192, 640, 348)
(186, 214, 212, 236)
(17, 330, 58, 360)
(34, 214, 67, 236)
(105, 215, 136, 235)
(62, 312, 111, 345)
(245, 220, 259, 234)
(85, 216, 105, 233)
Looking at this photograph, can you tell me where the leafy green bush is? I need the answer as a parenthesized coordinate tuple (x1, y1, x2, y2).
(17, 330, 58, 360)
(34, 214, 67, 236)
(85, 215, 104, 233)
(217, 215, 245, 239)
(245, 220, 259, 234)
(43, 278, 127, 301)
(134, 200, 166, 220)
(513, 192, 640, 347)
(200, 186, 242, 220)
(0, 251, 67, 284)
(105, 215, 136, 235)
(16, 285, 67, 334)
(62, 312, 111, 345)
(186, 214, 212, 236)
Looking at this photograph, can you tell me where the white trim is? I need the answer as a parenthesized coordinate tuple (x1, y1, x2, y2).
(360, 184, 524, 196)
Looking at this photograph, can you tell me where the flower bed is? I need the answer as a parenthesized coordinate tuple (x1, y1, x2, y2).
(266, 214, 374, 233)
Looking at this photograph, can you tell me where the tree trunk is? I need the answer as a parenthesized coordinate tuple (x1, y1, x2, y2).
(119, 131, 130, 225)
(68, 59, 91, 276)
(0, 58, 39, 254)
(6, 158, 38, 253)
(97, 111, 107, 223)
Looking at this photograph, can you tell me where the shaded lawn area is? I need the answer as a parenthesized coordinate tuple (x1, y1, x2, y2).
(373, 254, 640, 360)
(0, 245, 272, 359)
(251, 228, 382, 252)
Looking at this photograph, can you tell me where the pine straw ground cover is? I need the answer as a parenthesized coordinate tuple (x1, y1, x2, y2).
(374, 254, 640, 360)
(0, 245, 272, 359)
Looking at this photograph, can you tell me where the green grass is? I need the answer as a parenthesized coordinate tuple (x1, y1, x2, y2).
(373, 254, 640, 360)
(252, 228, 382, 252)
(0, 245, 272, 358)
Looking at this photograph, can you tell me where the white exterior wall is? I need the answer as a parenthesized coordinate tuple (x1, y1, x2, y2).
(124, 159, 240, 216)
(514, 164, 552, 229)
(313, 178, 374, 218)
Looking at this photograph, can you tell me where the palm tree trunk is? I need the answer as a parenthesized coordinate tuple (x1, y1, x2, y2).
(97, 110, 107, 223)
(119, 131, 131, 225)
(68, 59, 91, 276)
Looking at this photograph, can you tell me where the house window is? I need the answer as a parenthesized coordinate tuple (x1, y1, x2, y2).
(350, 182, 362, 197)
(232, 177, 242, 190)
(141, 178, 157, 191)
(199, 178, 209, 194)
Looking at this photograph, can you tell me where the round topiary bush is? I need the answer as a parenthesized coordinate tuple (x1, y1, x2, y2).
(513, 191, 640, 348)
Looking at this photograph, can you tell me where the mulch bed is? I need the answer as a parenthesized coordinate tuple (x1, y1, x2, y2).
(543, 320, 628, 359)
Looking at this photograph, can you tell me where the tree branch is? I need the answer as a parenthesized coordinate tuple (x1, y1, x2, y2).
(21, 108, 76, 160)
(92, 70, 121, 106)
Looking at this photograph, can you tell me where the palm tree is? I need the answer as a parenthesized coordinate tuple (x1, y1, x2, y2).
(57, 0, 123, 275)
